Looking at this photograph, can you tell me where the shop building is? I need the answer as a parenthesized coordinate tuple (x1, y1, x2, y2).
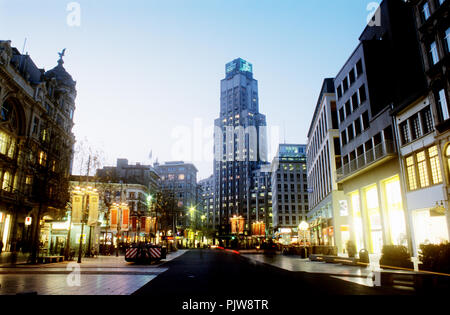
(334, 0, 427, 254)
(0, 41, 76, 259)
(391, 0, 450, 256)
(306, 78, 347, 253)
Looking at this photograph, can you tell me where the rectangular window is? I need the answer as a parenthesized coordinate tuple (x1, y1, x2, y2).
(337, 85, 343, 100)
(445, 28, 450, 53)
(354, 117, 362, 136)
(430, 41, 439, 65)
(406, 156, 418, 191)
(362, 111, 370, 130)
(410, 114, 422, 140)
(359, 85, 367, 104)
(417, 151, 430, 188)
(349, 69, 356, 85)
(339, 108, 345, 123)
(422, 2, 431, 22)
(352, 93, 359, 111)
(347, 125, 354, 141)
(343, 77, 349, 93)
(400, 121, 410, 145)
(356, 60, 363, 77)
(428, 146, 443, 184)
(345, 101, 351, 117)
(437, 89, 449, 121)
(420, 106, 434, 134)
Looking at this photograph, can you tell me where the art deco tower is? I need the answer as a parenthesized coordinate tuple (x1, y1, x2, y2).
(213, 58, 268, 236)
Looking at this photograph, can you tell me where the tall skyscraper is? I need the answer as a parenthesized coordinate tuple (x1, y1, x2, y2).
(213, 58, 268, 237)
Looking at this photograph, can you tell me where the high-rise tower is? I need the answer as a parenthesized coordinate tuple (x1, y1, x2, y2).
(213, 58, 268, 237)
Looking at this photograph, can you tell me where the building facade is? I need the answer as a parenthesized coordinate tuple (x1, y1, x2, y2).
(249, 163, 272, 240)
(334, 0, 427, 254)
(213, 58, 268, 238)
(199, 175, 215, 230)
(271, 144, 308, 242)
(96, 158, 160, 194)
(391, 0, 450, 256)
(307, 79, 347, 253)
(0, 41, 76, 259)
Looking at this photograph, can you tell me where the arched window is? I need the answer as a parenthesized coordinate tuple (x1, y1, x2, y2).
(446, 145, 450, 179)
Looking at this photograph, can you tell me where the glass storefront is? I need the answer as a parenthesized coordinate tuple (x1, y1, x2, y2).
(365, 185, 383, 254)
(383, 177, 407, 246)
(412, 208, 449, 253)
(350, 192, 364, 252)
(0, 212, 11, 252)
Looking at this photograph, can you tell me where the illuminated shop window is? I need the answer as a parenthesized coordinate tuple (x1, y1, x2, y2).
(350, 192, 364, 252)
(384, 177, 407, 246)
(416, 151, 430, 188)
(365, 186, 383, 254)
(428, 146, 442, 184)
(406, 156, 418, 190)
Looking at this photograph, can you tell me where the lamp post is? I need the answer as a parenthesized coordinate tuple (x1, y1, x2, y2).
(73, 186, 97, 264)
(299, 221, 309, 259)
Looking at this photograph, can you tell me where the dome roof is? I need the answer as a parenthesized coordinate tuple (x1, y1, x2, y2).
(44, 59, 76, 89)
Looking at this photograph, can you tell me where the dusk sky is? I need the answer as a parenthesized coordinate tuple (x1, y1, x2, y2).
(0, 0, 377, 180)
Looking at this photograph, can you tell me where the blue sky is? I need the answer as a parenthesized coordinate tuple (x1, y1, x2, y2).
(0, 0, 376, 179)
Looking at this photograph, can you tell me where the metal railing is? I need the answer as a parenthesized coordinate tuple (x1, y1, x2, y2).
(336, 140, 396, 180)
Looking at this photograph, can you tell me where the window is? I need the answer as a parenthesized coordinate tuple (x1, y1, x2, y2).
(345, 101, 351, 117)
(356, 60, 363, 77)
(349, 69, 356, 85)
(343, 77, 349, 93)
(406, 156, 418, 191)
(339, 108, 345, 123)
(355, 117, 362, 136)
(421, 2, 431, 22)
(2, 171, 11, 191)
(447, 146, 450, 180)
(32, 117, 39, 135)
(417, 151, 430, 188)
(352, 93, 359, 111)
(410, 114, 422, 140)
(359, 85, 367, 104)
(428, 146, 442, 184)
(337, 85, 342, 100)
(420, 106, 434, 134)
(400, 121, 410, 145)
(341, 130, 347, 146)
(347, 125, 354, 141)
(362, 111, 370, 130)
(437, 89, 449, 121)
(429, 41, 439, 65)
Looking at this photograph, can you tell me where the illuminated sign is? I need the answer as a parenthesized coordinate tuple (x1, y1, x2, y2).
(25, 217, 32, 226)
(226, 61, 237, 74)
(52, 221, 70, 230)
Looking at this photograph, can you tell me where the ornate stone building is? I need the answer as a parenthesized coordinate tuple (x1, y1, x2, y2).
(0, 41, 76, 260)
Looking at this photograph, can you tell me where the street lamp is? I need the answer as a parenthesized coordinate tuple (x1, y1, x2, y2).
(299, 221, 309, 259)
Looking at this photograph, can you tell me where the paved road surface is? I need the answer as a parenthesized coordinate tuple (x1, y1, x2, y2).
(134, 249, 413, 312)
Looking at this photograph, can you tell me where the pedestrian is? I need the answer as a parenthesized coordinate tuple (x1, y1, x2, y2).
(0, 240, 3, 255)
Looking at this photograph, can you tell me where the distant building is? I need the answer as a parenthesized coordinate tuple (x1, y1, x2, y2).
(96, 158, 160, 194)
(306, 78, 347, 253)
(213, 58, 268, 239)
(154, 161, 199, 230)
(271, 144, 308, 239)
(199, 175, 215, 230)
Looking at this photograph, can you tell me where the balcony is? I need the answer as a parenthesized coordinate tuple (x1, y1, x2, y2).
(336, 140, 396, 182)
